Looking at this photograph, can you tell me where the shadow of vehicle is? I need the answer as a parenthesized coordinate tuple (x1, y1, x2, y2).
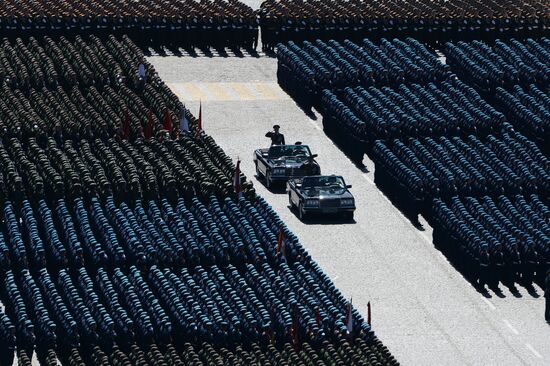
(288, 204, 356, 225)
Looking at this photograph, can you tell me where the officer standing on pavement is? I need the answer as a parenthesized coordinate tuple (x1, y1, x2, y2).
(265, 125, 285, 145)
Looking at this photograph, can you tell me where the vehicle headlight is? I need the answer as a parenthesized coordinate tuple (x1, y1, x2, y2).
(273, 168, 286, 175)
(305, 199, 320, 207)
(341, 198, 355, 206)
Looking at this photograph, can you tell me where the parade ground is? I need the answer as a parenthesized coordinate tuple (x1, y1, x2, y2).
(150, 52, 550, 366)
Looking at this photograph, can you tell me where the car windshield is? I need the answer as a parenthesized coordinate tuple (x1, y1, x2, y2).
(268, 145, 311, 159)
(302, 176, 345, 189)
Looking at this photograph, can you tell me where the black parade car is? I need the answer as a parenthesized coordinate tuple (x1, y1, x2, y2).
(287, 175, 356, 221)
(254, 144, 321, 189)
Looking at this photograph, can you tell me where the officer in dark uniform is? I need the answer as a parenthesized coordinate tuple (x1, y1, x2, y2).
(545, 269, 550, 322)
(0, 313, 15, 366)
(265, 125, 285, 145)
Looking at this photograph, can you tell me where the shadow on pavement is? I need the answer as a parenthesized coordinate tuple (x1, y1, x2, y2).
(372, 166, 426, 230)
(145, 45, 269, 58)
(287, 205, 357, 225)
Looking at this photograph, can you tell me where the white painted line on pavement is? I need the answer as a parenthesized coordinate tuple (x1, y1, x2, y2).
(525, 343, 543, 359)
(483, 298, 496, 310)
(419, 232, 433, 246)
(306, 116, 327, 134)
(362, 173, 375, 185)
(503, 319, 519, 335)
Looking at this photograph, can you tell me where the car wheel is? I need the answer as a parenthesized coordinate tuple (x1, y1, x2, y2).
(265, 172, 272, 189)
(298, 203, 307, 221)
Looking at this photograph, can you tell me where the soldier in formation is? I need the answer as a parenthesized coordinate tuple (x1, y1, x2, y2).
(546, 269, 550, 322)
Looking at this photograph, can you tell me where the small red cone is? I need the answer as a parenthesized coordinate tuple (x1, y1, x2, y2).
(276, 228, 285, 257)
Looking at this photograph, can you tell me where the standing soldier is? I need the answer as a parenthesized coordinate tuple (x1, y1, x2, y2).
(0, 313, 15, 366)
(265, 125, 285, 145)
(545, 269, 550, 322)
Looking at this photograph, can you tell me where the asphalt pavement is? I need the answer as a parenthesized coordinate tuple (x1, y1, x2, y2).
(149, 53, 550, 366)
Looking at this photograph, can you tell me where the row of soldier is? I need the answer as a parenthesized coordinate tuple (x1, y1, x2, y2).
(445, 38, 550, 91)
(260, 0, 550, 50)
(1, 35, 143, 91)
(8, 339, 397, 366)
(0, 194, 306, 271)
(371, 126, 550, 200)
(496, 84, 550, 145)
(0, 258, 375, 360)
(321, 78, 504, 143)
(0, 135, 243, 204)
(292, 36, 550, 290)
(0, 185, 395, 362)
(276, 36, 550, 174)
(0, 0, 548, 52)
(0, 36, 256, 203)
(277, 38, 449, 109)
(432, 195, 550, 286)
(0, 0, 258, 50)
(0, 35, 188, 140)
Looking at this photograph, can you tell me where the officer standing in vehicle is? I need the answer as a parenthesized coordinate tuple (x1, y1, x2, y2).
(265, 125, 285, 145)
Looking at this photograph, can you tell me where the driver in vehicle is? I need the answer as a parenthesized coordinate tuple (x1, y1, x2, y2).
(302, 176, 345, 190)
(269, 145, 309, 158)
(291, 146, 306, 156)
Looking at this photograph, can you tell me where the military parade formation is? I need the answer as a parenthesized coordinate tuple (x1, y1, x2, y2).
(496, 84, 550, 146)
(432, 195, 549, 287)
(445, 38, 550, 92)
(1, 0, 548, 53)
(277, 38, 450, 110)
(0, 0, 258, 50)
(260, 0, 550, 51)
(321, 77, 503, 160)
(0, 0, 549, 364)
(0, 194, 394, 362)
(0, 19, 398, 366)
(274, 13, 550, 304)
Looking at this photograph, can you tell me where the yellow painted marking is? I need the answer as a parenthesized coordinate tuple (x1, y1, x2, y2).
(168, 83, 191, 101)
(227, 82, 255, 100)
(253, 82, 280, 100)
(167, 82, 290, 101)
(182, 83, 210, 101)
(206, 83, 232, 101)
